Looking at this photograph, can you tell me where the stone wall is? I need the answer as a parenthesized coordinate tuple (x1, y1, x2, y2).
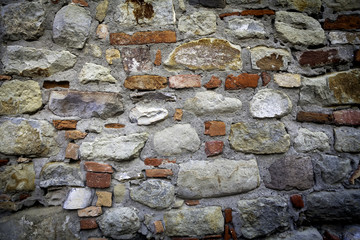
(0, 0, 360, 239)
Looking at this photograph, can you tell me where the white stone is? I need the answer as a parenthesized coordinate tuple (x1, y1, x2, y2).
(227, 19, 266, 39)
(63, 188, 93, 210)
(129, 105, 168, 125)
(274, 73, 301, 88)
(79, 63, 116, 84)
(250, 46, 291, 71)
(178, 11, 216, 36)
(324, 0, 360, 11)
(294, 128, 330, 152)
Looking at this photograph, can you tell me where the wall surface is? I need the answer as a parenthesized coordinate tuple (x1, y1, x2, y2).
(0, 0, 360, 239)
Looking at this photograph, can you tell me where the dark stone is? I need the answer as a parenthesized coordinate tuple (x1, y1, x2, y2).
(189, 0, 226, 8)
(299, 49, 340, 67)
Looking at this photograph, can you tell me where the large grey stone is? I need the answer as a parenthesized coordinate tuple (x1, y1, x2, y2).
(294, 128, 330, 152)
(229, 121, 290, 154)
(329, 32, 360, 45)
(153, 124, 200, 156)
(178, 11, 217, 36)
(0, 163, 35, 193)
(2, 45, 76, 77)
(49, 90, 124, 119)
(344, 225, 360, 240)
(324, 0, 360, 11)
(40, 162, 84, 188)
(0, 80, 42, 115)
(318, 154, 352, 184)
(1, 1, 45, 40)
(334, 127, 360, 153)
(306, 190, 360, 223)
(227, 19, 266, 39)
(63, 187, 93, 210)
(250, 89, 292, 118)
(164, 206, 224, 236)
(277, 0, 321, 14)
(129, 105, 168, 125)
(184, 91, 242, 116)
(79, 63, 116, 84)
(275, 11, 325, 46)
(130, 180, 175, 209)
(177, 159, 260, 199)
(98, 207, 140, 239)
(80, 132, 149, 161)
(53, 4, 91, 49)
(266, 228, 322, 240)
(250, 46, 291, 71)
(0, 118, 59, 157)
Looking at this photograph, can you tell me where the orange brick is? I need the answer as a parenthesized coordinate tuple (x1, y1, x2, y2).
(43, 81, 70, 89)
(124, 75, 167, 90)
(225, 73, 259, 90)
(86, 172, 111, 188)
(110, 31, 176, 45)
(154, 49, 162, 66)
(185, 200, 199, 206)
(65, 143, 79, 160)
(145, 169, 173, 178)
(204, 121, 226, 136)
(72, 0, 88, 7)
(241, 9, 275, 16)
(104, 123, 125, 128)
(84, 162, 114, 173)
(219, 12, 240, 20)
(174, 109, 183, 121)
(290, 194, 304, 209)
(65, 130, 87, 140)
(204, 76, 222, 89)
(53, 120, 77, 130)
(296, 111, 334, 124)
(154, 220, 164, 234)
(0, 75, 12, 80)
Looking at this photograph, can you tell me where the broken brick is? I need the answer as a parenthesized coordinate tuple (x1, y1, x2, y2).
(124, 75, 167, 90)
(185, 200, 200, 206)
(154, 220, 164, 234)
(104, 123, 125, 128)
(224, 225, 231, 240)
(154, 49, 162, 66)
(0, 75, 11, 81)
(72, 0, 88, 7)
(65, 143, 79, 160)
(204, 121, 226, 136)
(205, 141, 224, 157)
(43, 81, 70, 89)
(296, 111, 334, 124)
(145, 169, 173, 178)
(324, 15, 360, 30)
(65, 130, 87, 140)
(144, 158, 175, 167)
(241, 9, 275, 16)
(204, 76, 222, 89)
(224, 208, 232, 223)
(110, 31, 176, 45)
(53, 120, 78, 130)
(174, 109, 183, 121)
(333, 110, 360, 126)
(261, 72, 271, 86)
(290, 194, 304, 209)
(86, 172, 111, 188)
(219, 12, 240, 19)
(84, 162, 114, 173)
(0, 159, 9, 166)
(80, 218, 98, 230)
(225, 73, 259, 90)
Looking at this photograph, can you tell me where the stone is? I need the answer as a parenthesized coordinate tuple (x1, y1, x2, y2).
(241, 9, 275, 16)
(105, 49, 120, 64)
(328, 32, 360, 44)
(334, 127, 360, 153)
(80, 132, 149, 161)
(298, 47, 352, 68)
(145, 169, 173, 178)
(2, 45, 76, 77)
(225, 73, 259, 90)
(130, 91, 176, 103)
(177, 159, 260, 198)
(164, 207, 224, 236)
(0, 159, 9, 166)
(274, 73, 301, 88)
(96, 0, 108, 22)
(204, 121, 226, 136)
(45, 188, 68, 206)
(53, 120, 77, 130)
(294, 128, 330, 152)
(1, 1, 45, 40)
(238, 197, 289, 239)
(84, 162, 113, 173)
(275, 11, 325, 45)
(350, 165, 360, 185)
(65, 130, 87, 140)
(226, 19, 266, 39)
(49, 90, 124, 119)
(184, 91, 242, 116)
(290, 194, 304, 209)
(122, 47, 152, 73)
(277, 0, 321, 14)
(261, 72, 271, 86)
(344, 225, 360, 240)
(296, 111, 334, 124)
(250, 46, 291, 71)
(333, 109, 360, 125)
(86, 172, 111, 188)
(229, 122, 290, 154)
(165, 38, 242, 71)
(80, 218, 98, 230)
(130, 180, 175, 209)
(169, 75, 201, 89)
(129, 105, 168, 125)
(53, 4, 91, 49)
(65, 143, 79, 160)
(319, 155, 352, 184)
(63, 188, 93, 210)
(220, 12, 240, 19)
(178, 11, 217, 36)
(79, 63, 116, 84)
(43, 81, 70, 89)
(40, 162, 84, 188)
(0, 80, 42, 115)
(153, 124, 200, 156)
(324, 15, 360, 30)
(96, 191, 112, 207)
(328, 69, 360, 105)
(356, 50, 360, 62)
(306, 190, 360, 223)
(0, 118, 58, 157)
(78, 206, 102, 217)
(0, 164, 35, 193)
(87, 44, 102, 58)
(324, 0, 360, 11)
(110, 31, 176, 45)
(174, 109, 183, 121)
(189, 0, 226, 8)
(204, 76, 222, 89)
(154, 49, 162, 66)
(154, 221, 164, 233)
(267, 228, 323, 240)
(205, 141, 224, 157)
(265, 156, 314, 190)
(0, 201, 17, 211)
(98, 207, 140, 239)
(185, 200, 200, 206)
(124, 75, 167, 90)
(250, 89, 292, 118)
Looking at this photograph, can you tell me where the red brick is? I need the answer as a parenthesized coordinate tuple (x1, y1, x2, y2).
(169, 75, 201, 89)
(65, 130, 87, 140)
(299, 49, 342, 67)
(296, 111, 334, 124)
(290, 194, 304, 209)
(224, 208, 232, 223)
(0, 159, 9, 166)
(261, 72, 271, 86)
(230, 227, 237, 240)
(333, 110, 360, 126)
(219, 12, 240, 20)
(154, 49, 162, 66)
(204, 76, 222, 89)
(350, 165, 360, 185)
(124, 75, 167, 90)
(324, 15, 360, 30)
(205, 141, 224, 157)
(84, 162, 114, 173)
(43, 81, 70, 89)
(104, 123, 125, 128)
(110, 30, 176, 45)
(356, 50, 360, 62)
(65, 143, 79, 160)
(144, 158, 176, 167)
(323, 230, 341, 240)
(204, 121, 226, 136)
(86, 172, 111, 188)
(224, 225, 231, 240)
(145, 169, 173, 178)
(53, 120, 78, 130)
(72, 0, 88, 6)
(185, 200, 200, 206)
(154, 220, 164, 234)
(225, 73, 259, 90)
(0, 75, 11, 80)
(174, 108, 183, 121)
(241, 9, 275, 16)
(80, 218, 98, 230)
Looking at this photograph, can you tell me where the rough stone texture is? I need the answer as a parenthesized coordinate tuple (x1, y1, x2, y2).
(184, 91, 242, 116)
(169, 75, 201, 89)
(49, 90, 124, 119)
(250, 89, 292, 118)
(204, 121, 226, 136)
(328, 70, 360, 105)
(98, 207, 140, 239)
(79, 63, 116, 84)
(250, 46, 291, 71)
(275, 11, 325, 45)
(274, 73, 301, 88)
(294, 128, 330, 152)
(124, 75, 167, 90)
(225, 73, 259, 89)
(229, 122, 290, 154)
(122, 47, 152, 73)
(333, 110, 360, 126)
(40, 162, 84, 188)
(129, 105, 168, 125)
(53, 4, 92, 49)
(189, 0, 226, 8)
(165, 38, 242, 71)
(154, 124, 200, 156)
(114, 184, 126, 203)
(0, 163, 35, 193)
(80, 132, 149, 161)
(164, 207, 224, 236)
(0, 118, 58, 157)
(78, 206, 102, 217)
(130, 91, 176, 103)
(334, 127, 360, 153)
(277, 0, 321, 14)
(265, 156, 314, 190)
(1, 1, 45, 40)
(238, 197, 289, 239)
(0, 80, 42, 115)
(44, 188, 68, 206)
(324, 0, 360, 11)
(110, 31, 176, 45)
(328, 32, 360, 45)
(178, 11, 217, 36)
(177, 159, 260, 198)
(227, 19, 266, 39)
(105, 48, 120, 64)
(205, 141, 224, 157)
(96, 191, 112, 207)
(344, 225, 360, 240)
(96, 0, 108, 22)
(63, 188, 93, 210)
(2, 45, 76, 77)
(319, 155, 352, 184)
(173, 108, 183, 121)
(267, 228, 323, 240)
(154, 49, 162, 66)
(53, 120, 77, 130)
(130, 180, 175, 209)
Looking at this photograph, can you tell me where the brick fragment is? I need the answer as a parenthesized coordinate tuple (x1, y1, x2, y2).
(53, 120, 78, 130)
(110, 31, 176, 45)
(104, 123, 125, 128)
(299, 49, 342, 67)
(80, 218, 98, 230)
(219, 12, 240, 20)
(323, 230, 341, 240)
(230, 227, 237, 240)
(65, 143, 80, 160)
(169, 75, 201, 89)
(350, 165, 360, 185)
(78, 206, 102, 217)
(296, 111, 334, 124)
(224, 208, 232, 223)
(224, 225, 231, 240)
(43, 81, 70, 89)
(0, 159, 9, 166)
(174, 109, 183, 121)
(205, 141, 224, 157)
(72, 0, 88, 7)
(290, 194, 304, 209)
(333, 110, 360, 126)
(17, 157, 31, 163)
(144, 158, 175, 167)
(324, 15, 360, 30)
(96, 191, 112, 207)
(86, 172, 111, 188)
(145, 169, 173, 178)
(241, 9, 275, 16)
(124, 75, 167, 90)
(185, 200, 199, 206)
(204, 76, 222, 89)
(84, 162, 114, 173)
(261, 72, 271, 86)
(154, 50, 162, 66)
(225, 73, 259, 90)
(356, 50, 360, 62)
(0, 75, 11, 80)
(65, 130, 87, 140)
(204, 121, 226, 136)
(154, 220, 164, 234)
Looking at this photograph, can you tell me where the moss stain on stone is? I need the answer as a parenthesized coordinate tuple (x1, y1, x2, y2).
(126, 0, 154, 24)
(328, 70, 360, 104)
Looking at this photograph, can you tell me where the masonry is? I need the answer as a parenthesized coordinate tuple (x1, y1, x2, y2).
(0, 0, 360, 239)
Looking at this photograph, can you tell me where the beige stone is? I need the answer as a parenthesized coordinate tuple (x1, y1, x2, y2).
(0, 163, 35, 192)
(96, 24, 108, 39)
(96, 0, 109, 22)
(96, 191, 112, 207)
(106, 49, 120, 65)
(274, 73, 301, 88)
(78, 206, 103, 217)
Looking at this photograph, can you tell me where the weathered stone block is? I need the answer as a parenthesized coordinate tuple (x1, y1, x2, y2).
(250, 46, 291, 71)
(63, 188, 93, 210)
(328, 32, 360, 44)
(65, 143, 79, 160)
(319, 155, 352, 184)
(298, 47, 352, 68)
(96, 191, 112, 207)
(40, 162, 84, 188)
(226, 19, 266, 39)
(79, 63, 116, 84)
(324, 0, 360, 11)
(122, 47, 152, 73)
(124, 75, 167, 90)
(274, 73, 301, 88)
(110, 31, 176, 45)
(334, 127, 360, 153)
(129, 105, 168, 125)
(0, 163, 35, 193)
(179, 11, 217, 36)
(96, 0, 108, 22)
(294, 128, 330, 152)
(277, 0, 321, 14)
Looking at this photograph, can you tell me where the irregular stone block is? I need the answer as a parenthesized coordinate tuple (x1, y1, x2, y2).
(334, 127, 360, 153)
(153, 124, 200, 156)
(177, 159, 260, 198)
(164, 207, 224, 236)
(328, 32, 360, 44)
(0, 80, 42, 115)
(45, 188, 68, 206)
(63, 187, 93, 210)
(79, 63, 116, 84)
(294, 128, 330, 152)
(49, 90, 124, 119)
(165, 38, 242, 71)
(319, 155, 352, 184)
(129, 105, 168, 125)
(96, 191, 112, 207)
(226, 19, 266, 39)
(274, 73, 301, 88)
(124, 75, 167, 90)
(122, 47, 152, 73)
(324, 0, 360, 11)
(130, 91, 176, 102)
(178, 11, 217, 36)
(189, 0, 226, 8)
(277, 0, 321, 14)
(2, 45, 76, 77)
(96, 0, 109, 22)
(225, 73, 259, 89)
(324, 15, 360, 30)
(40, 162, 84, 188)
(169, 75, 201, 89)
(229, 121, 290, 154)
(110, 31, 176, 45)
(78, 206, 102, 217)
(250, 46, 291, 71)
(105, 48, 120, 64)
(0, 164, 35, 193)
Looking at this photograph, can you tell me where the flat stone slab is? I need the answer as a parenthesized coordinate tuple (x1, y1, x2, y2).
(40, 162, 84, 188)
(129, 105, 168, 125)
(178, 11, 217, 36)
(79, 63, 116, 84)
